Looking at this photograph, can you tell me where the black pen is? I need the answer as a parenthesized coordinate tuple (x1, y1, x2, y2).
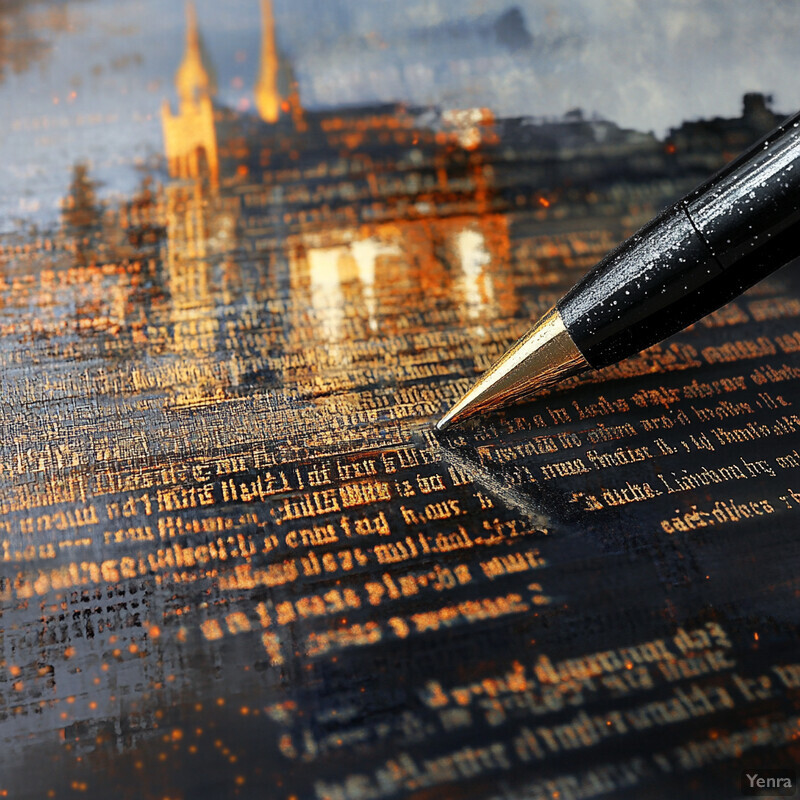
(436, 110, 800, 431)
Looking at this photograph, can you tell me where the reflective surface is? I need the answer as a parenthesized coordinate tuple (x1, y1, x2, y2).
(2, 3, 800, 799)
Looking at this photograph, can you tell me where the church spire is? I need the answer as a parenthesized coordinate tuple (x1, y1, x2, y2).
(175, 1, 217, 106)
(162, 2, 219, 187)
(255, 0, 281, 123)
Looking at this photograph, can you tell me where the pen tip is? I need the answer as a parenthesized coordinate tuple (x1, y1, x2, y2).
(432, 307, 589, 431)
(433, 414, 452, 432)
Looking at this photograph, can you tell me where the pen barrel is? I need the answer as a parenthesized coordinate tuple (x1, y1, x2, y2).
(558, 110, 800, 368)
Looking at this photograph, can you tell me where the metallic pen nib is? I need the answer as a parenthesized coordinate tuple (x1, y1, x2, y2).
(435, 306, 589, 430)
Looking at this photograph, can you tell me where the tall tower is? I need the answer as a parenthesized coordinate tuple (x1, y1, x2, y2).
(254, 0, 305, 129)
(254, 0, 281, 123)
(162, 2, 219, 186)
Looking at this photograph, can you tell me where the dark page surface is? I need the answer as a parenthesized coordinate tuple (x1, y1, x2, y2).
(1, 3, 800, 798)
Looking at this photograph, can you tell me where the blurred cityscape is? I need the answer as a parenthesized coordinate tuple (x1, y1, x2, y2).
(36, 1, 788, 408)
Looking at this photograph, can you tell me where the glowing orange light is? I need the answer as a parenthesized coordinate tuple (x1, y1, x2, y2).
(538, 197, 550, 208)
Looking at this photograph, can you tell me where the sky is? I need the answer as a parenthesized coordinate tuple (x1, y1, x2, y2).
(1, 0, 799, 230)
